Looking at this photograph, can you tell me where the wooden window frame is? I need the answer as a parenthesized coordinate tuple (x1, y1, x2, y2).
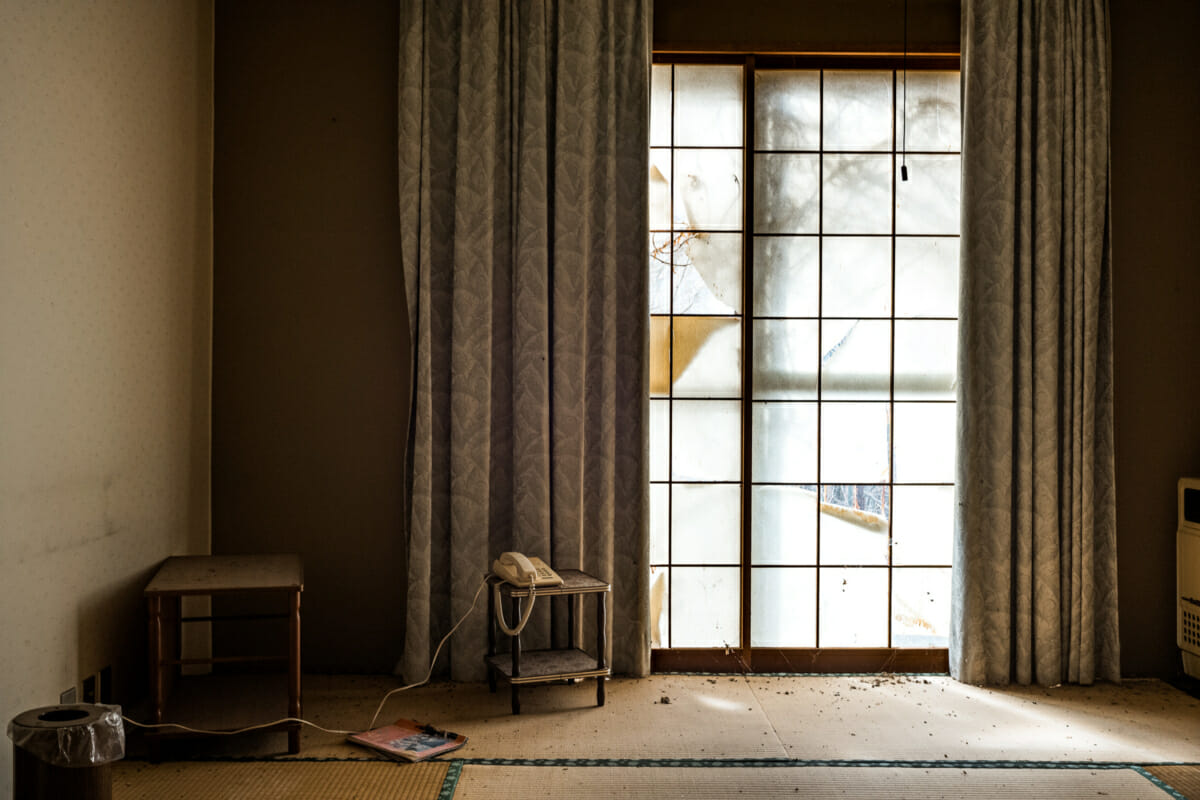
(650, 52, 960, 675)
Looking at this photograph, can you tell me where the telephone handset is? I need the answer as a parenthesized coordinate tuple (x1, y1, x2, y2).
(491, 553, 562, 636)
(492, 552, 563, 588)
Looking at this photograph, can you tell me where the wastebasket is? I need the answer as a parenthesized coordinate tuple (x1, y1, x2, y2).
(7, 704, 124, 800)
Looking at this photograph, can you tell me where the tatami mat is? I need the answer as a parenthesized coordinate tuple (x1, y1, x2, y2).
(435, 674, 786, 760)
(112, 760, 447, 800)
(120, 673, 1200, 800)
(1146, 765, 1200, 800)
(272, 674, 1200, 764)
(747, 674, 1200, 762)
(275, 674, 786, 761)
(450, 764, 1177, 799)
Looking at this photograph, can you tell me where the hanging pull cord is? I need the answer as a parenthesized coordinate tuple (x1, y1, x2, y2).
(493, 582, 538, 636)
(901, 0, 909, 181)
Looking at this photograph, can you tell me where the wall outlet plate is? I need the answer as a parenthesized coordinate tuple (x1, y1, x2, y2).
(60, 687, 77, 704)
(100, 665, 113, 704)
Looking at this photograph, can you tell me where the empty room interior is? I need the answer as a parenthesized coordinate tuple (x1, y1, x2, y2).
(2, 0, 1200, 798)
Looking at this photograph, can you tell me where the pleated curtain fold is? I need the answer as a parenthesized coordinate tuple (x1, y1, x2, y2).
(952, 0, 1120, 685)
(398, 0, 652, 682)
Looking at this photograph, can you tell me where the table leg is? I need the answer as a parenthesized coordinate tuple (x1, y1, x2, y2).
(486, 581, 497, 693)
(288, 590, 302, 754)
(147, 596, 164, 724)
(568, 593, 577, 651)
(510, 594, 522, 715)
(173, 596, 183, 668)
(596, 590, 607, 707)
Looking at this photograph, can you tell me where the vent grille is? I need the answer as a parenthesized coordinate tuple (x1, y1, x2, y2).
(1185, 606, 1200, 650)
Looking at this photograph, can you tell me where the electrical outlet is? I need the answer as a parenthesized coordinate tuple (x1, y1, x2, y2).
(99, 665, 113, 704)
(82, 673, 97, 704)
(60, 687, 77, 705)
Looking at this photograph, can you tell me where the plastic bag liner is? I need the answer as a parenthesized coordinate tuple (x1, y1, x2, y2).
(7, 704, 125, 767)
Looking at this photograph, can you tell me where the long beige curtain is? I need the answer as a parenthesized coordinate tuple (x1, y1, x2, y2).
(952, 0, 1119, 685)
(398, 0, 651, 682)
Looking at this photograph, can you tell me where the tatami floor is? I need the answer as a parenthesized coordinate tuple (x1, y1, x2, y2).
(124, 672, 1200, 763)
(285, 673, 1200, 763)
(118, 673, 1200, 798)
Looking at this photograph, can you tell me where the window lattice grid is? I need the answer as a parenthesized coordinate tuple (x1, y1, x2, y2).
(649, 61, 960, 652)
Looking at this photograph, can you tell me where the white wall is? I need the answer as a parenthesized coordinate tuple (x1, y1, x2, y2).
(0, 1, 212, 794)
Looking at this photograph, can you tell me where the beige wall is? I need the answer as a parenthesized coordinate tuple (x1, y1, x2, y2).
(0, 0, 212, 792)
(212, 0, 408, 671)
(1110, 0, 1200, 677)
(654, 0, 959, 53)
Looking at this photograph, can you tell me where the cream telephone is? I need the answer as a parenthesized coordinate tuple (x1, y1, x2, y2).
(492, 552, 562, 588)
(491, 553, 562, 636)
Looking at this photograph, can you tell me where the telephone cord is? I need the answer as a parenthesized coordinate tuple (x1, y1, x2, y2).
(491, 582, 538, 637)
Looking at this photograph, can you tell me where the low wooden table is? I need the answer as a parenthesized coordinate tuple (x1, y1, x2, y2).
(485, 569, 610, 714)
(145, 554, 303, 753)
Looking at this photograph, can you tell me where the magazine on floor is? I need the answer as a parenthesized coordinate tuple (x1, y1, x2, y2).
(347, 718, 467, 762)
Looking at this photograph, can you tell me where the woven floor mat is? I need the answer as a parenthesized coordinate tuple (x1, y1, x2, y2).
(1144, 765, 1200, 799)
(112, 759, 449, 800)
(450, 763, 1176, 799)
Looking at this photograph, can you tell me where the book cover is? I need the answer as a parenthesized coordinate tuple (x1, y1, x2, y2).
(347, 718, 467, 762)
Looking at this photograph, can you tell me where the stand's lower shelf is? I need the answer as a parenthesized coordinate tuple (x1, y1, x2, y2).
(485, 568, 610, 714)
(485, 648, 611, 684)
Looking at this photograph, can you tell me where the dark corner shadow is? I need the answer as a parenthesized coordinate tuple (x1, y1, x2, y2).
(76, 565, 163, 712)
(1165, 670, 1200, 701)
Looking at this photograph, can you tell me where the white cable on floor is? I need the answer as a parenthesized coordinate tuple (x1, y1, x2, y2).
(122, 573, 491, 738)
(365, 575, 488, 729)
(122, 715, 357, 737)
